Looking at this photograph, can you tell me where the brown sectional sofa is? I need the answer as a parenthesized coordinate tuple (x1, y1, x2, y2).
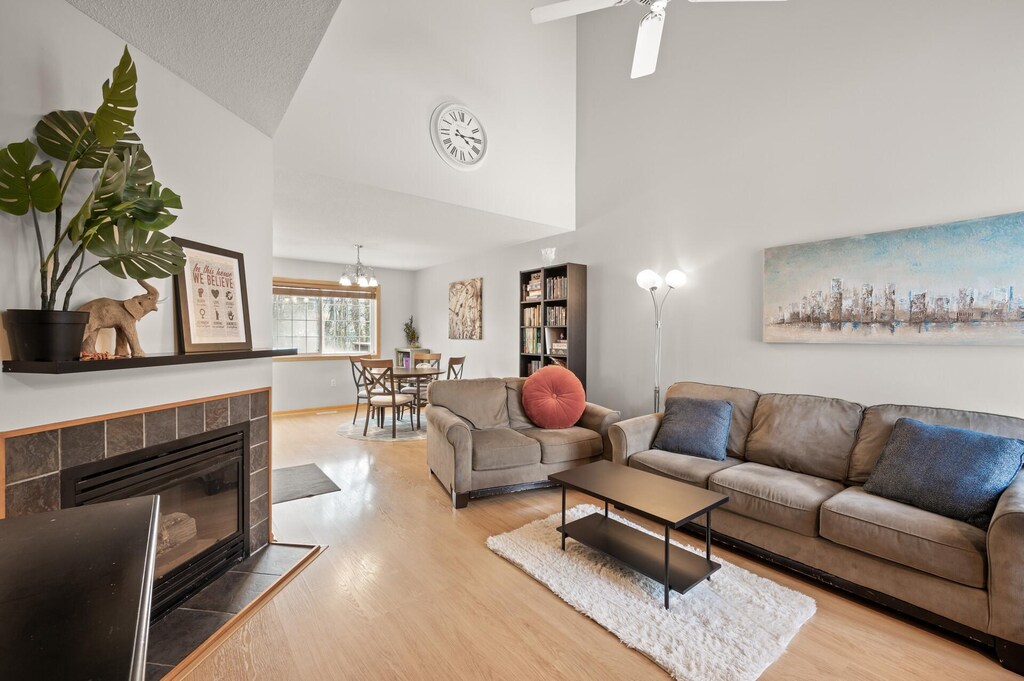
(610, 381, 1024, 673)
(425, 377, 621, 508)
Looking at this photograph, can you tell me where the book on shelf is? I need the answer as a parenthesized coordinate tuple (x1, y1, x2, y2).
(522, 272, 543, 301)
(522, 305, 542, 326)
(545, 275, 567, 299)
(522, 328, 542, 354)
(545, 305, 566, 326)
(524, 359, 542, 375)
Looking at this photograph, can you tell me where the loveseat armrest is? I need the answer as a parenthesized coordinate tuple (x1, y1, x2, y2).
(988, 472, 1024, 645)
(425, 405, 474, 507)
(577, 402, 622, 460)
(608, 413, 664, 466)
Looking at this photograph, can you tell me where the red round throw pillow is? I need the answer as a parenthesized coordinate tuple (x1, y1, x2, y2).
(521, 366, 586, 429)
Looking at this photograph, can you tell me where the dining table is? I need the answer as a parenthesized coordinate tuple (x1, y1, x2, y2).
(391, 365, 444, 430)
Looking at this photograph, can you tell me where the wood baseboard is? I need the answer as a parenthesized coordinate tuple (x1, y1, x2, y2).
(272, 404, 356, 417)
(160, 542, 326, 680)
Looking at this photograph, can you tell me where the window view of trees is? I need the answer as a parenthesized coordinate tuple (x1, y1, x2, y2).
(272, 294, 374, 355)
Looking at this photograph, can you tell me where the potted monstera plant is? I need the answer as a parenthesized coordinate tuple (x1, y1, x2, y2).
(0, 47, 185, 361)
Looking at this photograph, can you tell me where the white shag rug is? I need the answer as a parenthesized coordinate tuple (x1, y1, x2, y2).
(486, 504, 816, 681)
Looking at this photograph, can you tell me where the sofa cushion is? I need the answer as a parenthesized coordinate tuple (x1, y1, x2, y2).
(744, 393, 863, 482)
(628, 450, 742, 488)
(471, 428, 541, 471)
(504, 377, 535, 430)
(708, 462, 844, 537)
(849, 404, 1024, 483)
(428, 378, 509, 430)
(863, 418, 1024, 529)
(522, 366, 587, 429)
(652, 397, 733, 461)
(821, 486, 988, 588)
(521, 427, 601, 464)
(665, 382, 760, 458)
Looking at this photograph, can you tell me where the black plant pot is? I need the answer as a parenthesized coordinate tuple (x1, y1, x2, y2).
(5, 309, 89, 362)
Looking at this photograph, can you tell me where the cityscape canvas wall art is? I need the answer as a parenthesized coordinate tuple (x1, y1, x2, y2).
(763, 212, 1024, 345)
(449, 277, 483, 340)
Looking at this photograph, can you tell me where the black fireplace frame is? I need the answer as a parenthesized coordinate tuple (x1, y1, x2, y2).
(60, 423, 251, 620)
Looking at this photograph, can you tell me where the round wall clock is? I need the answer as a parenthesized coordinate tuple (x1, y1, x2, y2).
(430, 102, 488, 170)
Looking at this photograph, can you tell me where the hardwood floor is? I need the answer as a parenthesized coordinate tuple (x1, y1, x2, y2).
(180, 410, 1016, 680)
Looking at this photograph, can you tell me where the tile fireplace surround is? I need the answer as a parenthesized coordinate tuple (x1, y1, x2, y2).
(0, 388, 272, 553)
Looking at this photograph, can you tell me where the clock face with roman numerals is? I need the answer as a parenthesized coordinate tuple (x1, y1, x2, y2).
(430, 102, 487, 170)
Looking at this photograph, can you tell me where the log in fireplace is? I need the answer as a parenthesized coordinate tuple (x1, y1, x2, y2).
(60, 424, 250, 620)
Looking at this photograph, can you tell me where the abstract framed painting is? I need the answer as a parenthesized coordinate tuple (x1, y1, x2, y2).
(763, 212, 1024, 345)
(449, 277, 483, 340)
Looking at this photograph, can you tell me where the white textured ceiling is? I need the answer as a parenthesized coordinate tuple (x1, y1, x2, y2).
(64, 0, 340, 135)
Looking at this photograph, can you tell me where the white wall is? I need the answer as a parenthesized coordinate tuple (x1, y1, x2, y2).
(270, 257, 415, 412)
(416, 0, 1024, 420)
(0, 0, 273, 431)
(272, 0, 577, 270)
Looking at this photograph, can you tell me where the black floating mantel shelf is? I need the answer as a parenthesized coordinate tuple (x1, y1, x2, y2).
(2, 348, 298, 374)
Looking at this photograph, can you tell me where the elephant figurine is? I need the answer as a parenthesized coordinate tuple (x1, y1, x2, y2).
(78, 280, 160, 357)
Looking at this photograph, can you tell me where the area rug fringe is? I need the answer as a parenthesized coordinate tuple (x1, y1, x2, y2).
(486, 504, 815, 681)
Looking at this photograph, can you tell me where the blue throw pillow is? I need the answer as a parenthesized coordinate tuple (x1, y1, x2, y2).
(864, 418, 1024, 529)
(652, 397, 733, 461)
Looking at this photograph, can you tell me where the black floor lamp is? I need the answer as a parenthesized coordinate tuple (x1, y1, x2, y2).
(635, 268, 687, 413)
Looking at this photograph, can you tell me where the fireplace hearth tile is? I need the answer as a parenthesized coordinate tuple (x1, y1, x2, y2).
(145, 662, 174, 680)
(205, 398, 229, 431)
(250, 390, 269, 418)
(146, 608, 232, 667)
(107, 414, 144, 457)
(250, 467, 269, 499)
(5, 431, 59, 484)
(250, 416, 268, 445)
(6, 473, 59, 517)
(60, 421, 105, 468)
(176, 403, 205, 438)
(145, 409, 177, 447)
(229, 395, 250, 424)
(181, 570, 279, 614)
(250, 441, 268, 471)
(250, 519, 269, 551)
(233, 544, 312, 576)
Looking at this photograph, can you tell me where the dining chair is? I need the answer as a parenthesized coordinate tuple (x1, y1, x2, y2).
(401, 353, 441, 407)
(360, 359, 418, 438)
(447, 356, 465, 379)
(347, 354, 371, 424)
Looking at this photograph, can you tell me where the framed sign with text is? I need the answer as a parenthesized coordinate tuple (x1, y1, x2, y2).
(172, 238, 253, 352)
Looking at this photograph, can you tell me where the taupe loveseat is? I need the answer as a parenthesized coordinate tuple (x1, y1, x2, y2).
(425, 377, 621, 508)
(610, 381, 1024, 673)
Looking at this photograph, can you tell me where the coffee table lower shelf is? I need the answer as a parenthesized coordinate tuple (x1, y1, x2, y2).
(559, 513, 721, 603)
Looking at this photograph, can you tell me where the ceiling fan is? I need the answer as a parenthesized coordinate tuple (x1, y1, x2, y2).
(530, 0, 787, 79)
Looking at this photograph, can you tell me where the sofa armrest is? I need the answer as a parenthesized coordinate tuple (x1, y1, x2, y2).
(425, 405, 474, 505)
(608, 413, 664, 465)
(577, 402, 622, 460)
(989, 473, 1024, 643)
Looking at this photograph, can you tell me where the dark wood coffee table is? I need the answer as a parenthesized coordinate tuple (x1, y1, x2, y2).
(549, 460, 729, 609)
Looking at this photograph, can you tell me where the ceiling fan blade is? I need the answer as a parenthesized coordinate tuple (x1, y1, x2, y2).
(531, 0, 627, 24)
(630, 9, 666, 79)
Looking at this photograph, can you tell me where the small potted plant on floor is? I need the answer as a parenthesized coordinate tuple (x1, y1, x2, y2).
(0, 47, 185, 361)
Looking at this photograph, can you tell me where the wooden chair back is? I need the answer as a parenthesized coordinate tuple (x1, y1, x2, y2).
(447, 356, 465, 379)
(360, 358, 397, 397)
(348, 354, 370, 390)
(412, 353, 442, 370)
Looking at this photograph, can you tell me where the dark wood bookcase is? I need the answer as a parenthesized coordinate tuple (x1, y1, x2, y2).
(518, 262, 587, 387)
